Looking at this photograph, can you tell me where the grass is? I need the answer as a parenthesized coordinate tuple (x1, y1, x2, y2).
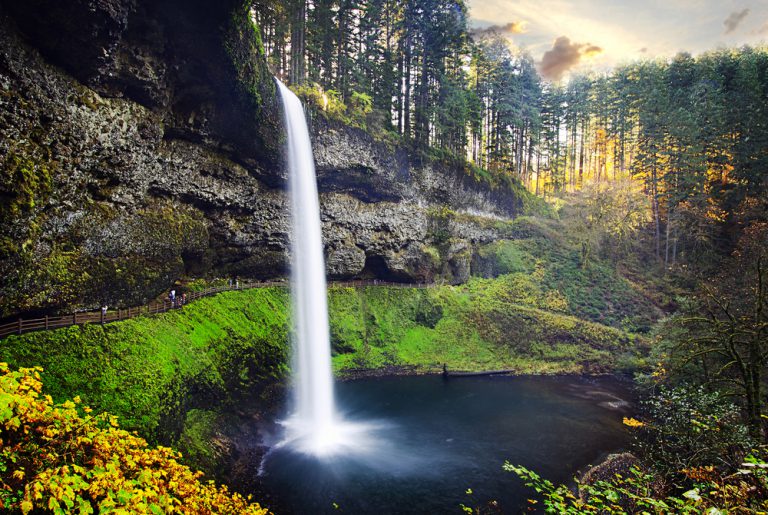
(0, 288, 291, 439)
(327, 284, 643, 375)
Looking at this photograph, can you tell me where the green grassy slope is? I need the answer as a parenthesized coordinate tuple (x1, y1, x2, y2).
(328, 283, 644, 375)
(0, 288, 290, 438)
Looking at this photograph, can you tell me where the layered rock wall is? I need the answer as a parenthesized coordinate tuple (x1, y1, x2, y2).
(0, 0, 535, 318)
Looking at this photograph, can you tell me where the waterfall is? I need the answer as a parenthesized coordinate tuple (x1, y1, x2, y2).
(276, 79, 340, 456)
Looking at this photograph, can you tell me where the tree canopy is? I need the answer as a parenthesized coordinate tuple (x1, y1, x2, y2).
(253, 1, 768, 272)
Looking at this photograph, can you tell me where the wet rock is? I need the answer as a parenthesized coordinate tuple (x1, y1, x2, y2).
(326, 242, 366, 279)
(580, 452, 641, 487)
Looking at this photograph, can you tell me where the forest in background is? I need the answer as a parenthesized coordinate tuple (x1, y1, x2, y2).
(254, 0, 768, 271)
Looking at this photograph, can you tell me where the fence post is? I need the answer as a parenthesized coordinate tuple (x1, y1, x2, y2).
(17, 318, 22, 335)
(73, 313, 77, 325)
(45, 315, 49, 330)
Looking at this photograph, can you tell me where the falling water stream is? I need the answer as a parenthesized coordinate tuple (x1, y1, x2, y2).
(276, 79, 337, 455)
(275, 79, 380, 457)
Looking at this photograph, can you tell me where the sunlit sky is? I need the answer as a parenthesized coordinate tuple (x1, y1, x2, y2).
(468, 0, 768, 79)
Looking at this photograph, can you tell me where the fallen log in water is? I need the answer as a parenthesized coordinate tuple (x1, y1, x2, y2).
(443, 368, 517, 378)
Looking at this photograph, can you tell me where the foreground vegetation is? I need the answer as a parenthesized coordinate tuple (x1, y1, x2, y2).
(508, 384, 768, 513)
(509, 451, 768, 513)
(0, 364, 267, 514)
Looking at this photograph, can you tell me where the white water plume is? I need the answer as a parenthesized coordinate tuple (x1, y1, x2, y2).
(276, 78, 371, 457)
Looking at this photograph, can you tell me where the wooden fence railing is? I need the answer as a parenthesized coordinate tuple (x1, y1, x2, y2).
(0, 279, 433, 340)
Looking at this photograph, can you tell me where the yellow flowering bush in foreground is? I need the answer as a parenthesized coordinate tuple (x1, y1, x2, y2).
(0, 363, 268, 514)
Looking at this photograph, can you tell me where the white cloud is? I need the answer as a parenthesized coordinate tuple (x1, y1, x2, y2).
(468, 0, 768, 72)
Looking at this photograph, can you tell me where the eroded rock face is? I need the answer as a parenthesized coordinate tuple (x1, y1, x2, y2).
(0, 1, 530, 318)
(312, 116, 527, 218)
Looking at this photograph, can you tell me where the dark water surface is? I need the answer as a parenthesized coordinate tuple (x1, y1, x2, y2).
(256, 375, 632, 514)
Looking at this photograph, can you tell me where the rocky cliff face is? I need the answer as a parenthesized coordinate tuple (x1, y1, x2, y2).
(0, 0, 536, 319)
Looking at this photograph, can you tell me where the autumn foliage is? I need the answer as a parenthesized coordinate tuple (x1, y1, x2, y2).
(0, 363, 268, 514)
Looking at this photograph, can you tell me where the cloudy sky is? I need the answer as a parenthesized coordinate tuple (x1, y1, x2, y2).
(467, 0, 768, 80)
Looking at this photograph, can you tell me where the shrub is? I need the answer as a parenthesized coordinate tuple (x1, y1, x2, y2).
(634, 385, 755, 476)
(506, 455, 768, 514)
(0, 363, 268, 514)
(348, 91, 373, 120)
(290, 83, 372, 129)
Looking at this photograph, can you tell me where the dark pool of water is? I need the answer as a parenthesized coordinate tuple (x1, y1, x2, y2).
(256, 375, 632, 514)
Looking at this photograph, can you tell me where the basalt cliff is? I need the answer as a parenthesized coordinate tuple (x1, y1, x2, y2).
(0, 0, 536, 319)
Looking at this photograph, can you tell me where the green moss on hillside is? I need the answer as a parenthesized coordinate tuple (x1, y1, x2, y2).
(328, 283, 644, 375)
(473, 217, 660, 332)
(0, 150, 54, 223)
(0, 288, 290, 440)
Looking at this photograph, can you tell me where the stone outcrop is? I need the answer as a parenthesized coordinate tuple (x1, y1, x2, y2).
(0, 0, 536, 319)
